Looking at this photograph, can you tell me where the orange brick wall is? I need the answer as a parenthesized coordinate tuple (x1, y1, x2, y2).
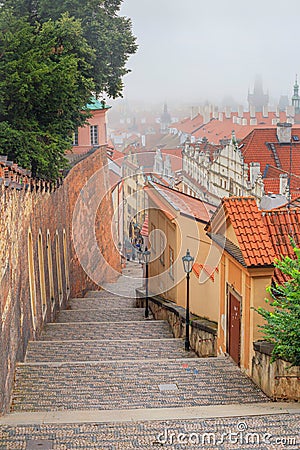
(0, 147, 120, 415)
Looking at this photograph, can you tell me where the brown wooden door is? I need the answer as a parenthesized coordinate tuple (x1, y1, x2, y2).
(228, 293, 241, 365)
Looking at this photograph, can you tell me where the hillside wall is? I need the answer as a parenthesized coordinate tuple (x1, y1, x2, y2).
(0, 147, 119, 415)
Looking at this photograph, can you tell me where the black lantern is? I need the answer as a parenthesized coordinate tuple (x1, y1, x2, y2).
(182, 249, 194, 351)
(143, 247, 151, 318)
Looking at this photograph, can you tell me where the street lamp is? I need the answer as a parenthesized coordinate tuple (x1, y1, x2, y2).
(137, 249, 143, 264)
(118, 241, 122, 266)
(143, 247, 151, 318)
(182, 249, 194, 351)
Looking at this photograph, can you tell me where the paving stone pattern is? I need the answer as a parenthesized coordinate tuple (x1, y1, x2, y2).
(1, 414, 299, 449)
(56, 308, 146, 323)
(69, 297, 137, 309)
(1, 262, 298, 449)
(39, 321, 173, 341)
(11, 358, 268, 412)
(25, 339, 196, 363)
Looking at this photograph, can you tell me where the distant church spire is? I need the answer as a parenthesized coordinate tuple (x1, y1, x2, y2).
(160, 103, 171, 134)
(247, 75, 269, 112)
(292, 74, 300, 114)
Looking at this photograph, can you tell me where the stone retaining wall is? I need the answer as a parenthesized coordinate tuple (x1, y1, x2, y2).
(136, 288, 217, 357)
(252, 341, 300, 401)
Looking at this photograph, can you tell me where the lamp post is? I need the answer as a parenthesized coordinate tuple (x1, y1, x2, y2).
(182, 249, 194, 351)
(143, 247, 151, 318)
(137, 249, 143, 264)
(136, 178, 138, 223)
(118, 241, 122, 266)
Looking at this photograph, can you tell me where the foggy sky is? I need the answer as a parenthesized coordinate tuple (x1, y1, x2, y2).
(120, 0, 300, 106)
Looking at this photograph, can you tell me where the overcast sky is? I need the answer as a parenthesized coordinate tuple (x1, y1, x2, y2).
(119, 0, 300, 107)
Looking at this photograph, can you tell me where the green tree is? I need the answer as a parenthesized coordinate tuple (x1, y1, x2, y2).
(3, 0, 137, 98)
(0, 1, 136, 177)
(257, 245, 300, 366)
(0, 11, 95, 178)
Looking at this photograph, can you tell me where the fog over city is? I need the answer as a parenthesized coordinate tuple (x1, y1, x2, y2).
(119, 0, 300, 107)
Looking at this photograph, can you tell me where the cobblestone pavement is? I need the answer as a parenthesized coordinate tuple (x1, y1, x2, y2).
(1, 413, 299, 449)
(11, 357, 268, 412)
(39, 321, 173, 341)
(25, 339, 197, 363)
(1, 261, 299, 449)
(56, 308, 146, 323)
(69, 297, 137, 309)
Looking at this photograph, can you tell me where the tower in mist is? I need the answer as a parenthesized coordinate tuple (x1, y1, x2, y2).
(160, 103, 171, 134)
(248, 75, 269, 112)
(292, 75, 300, 114)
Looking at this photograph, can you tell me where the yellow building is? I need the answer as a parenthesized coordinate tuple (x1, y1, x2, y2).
(145, 181, 219, 322)
(206, 197, 300, 374)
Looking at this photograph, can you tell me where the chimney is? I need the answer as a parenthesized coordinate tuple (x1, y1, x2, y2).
(203, 107, 210, 124)
(250, 105, 256, 118)
(262, 105, 268, 118)
(286, 105, 295, 117)
(190, 106, 197, 120)
(276, 122, 292, 143)
(212, 106, 218, 119)
(225, 106, 231, 119)
(249, 162, 261, 185)
(238, 105, 243, 118)
(279, 173, 288, 195)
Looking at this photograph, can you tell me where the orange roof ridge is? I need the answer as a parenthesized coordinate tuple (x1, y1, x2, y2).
(223, 197, 276, 267)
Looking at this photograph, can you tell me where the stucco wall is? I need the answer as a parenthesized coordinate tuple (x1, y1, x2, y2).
(136, 288, 217, 358)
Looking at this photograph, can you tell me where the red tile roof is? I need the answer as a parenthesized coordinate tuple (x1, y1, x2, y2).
(146, 182, 216, 223)
(262, 208, 300, 283)
(171, 114, 204, 134)
(145, 185, 176, 221)
(172, 111, 290, 143)
(161, 148, 183, 172)
(212, 197, 300, 283)
(262, 209, 300, 258)
(239, 127, 300, 176)
(263, 178, 280, 194)
(222, 197, 276, 267)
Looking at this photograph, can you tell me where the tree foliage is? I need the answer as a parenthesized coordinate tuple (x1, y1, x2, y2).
(0, 11, 95, 178)
(3, 0, 137, 98)
(0, 1, 136, 178)
(257, 245, 300, 366)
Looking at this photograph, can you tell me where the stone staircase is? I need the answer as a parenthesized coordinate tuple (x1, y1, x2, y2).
(1, 262, 299, 449)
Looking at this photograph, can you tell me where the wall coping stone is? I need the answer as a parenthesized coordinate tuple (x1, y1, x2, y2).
(253, 340, 275, 357)
(136, 288, 217, 336)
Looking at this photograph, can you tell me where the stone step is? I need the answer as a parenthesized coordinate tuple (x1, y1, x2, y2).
(11, 358, 269, 412)
(1, 412, 299, 449)
(25, 339, 196, 363)
(40, 321, 173, 341)
(56, 308, 146, 323)
(69, 297, 137, 309)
